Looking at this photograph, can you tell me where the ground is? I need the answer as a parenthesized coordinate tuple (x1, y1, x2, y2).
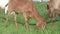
(0, 2, 60, 34)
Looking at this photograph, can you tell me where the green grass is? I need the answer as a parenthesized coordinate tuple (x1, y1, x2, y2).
(0, 2, 60, 34)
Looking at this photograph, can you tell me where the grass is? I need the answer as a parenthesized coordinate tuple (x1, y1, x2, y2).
(0, 2, 60, 34)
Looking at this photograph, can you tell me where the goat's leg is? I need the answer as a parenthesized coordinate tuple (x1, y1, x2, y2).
(52, 11, 57, 28)
(47, 9, 51, 18)
(51, 14, 56, 28)
(14, 13, 18, 28)
(5, 10, 11, 27)
(47, 4, 51, 18)
(23, 13, 30, 31)
(47, 8, 53, 18)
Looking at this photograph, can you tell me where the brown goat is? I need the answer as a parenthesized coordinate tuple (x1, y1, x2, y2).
(5, 0, 47, 30)
(47, 0, 60, 27)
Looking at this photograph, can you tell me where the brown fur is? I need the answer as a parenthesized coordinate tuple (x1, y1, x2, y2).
(47, 0, 60, 18)
(5, 0, 47, 30)
(47, 0, 60, 27)
(47, 0, 53, 18)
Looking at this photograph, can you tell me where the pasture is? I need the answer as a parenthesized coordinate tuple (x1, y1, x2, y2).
(0, 2, 60, 34)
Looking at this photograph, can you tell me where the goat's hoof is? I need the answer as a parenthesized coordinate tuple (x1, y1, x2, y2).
(5, 24, 8, 28)
(25, 27, 30, 31)
(35, 26, 40, 30)
(16, 25, 18, 28)
(15, 23, 18, 28)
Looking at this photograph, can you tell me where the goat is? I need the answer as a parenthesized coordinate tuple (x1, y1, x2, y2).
(5, 0, 47, 30)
